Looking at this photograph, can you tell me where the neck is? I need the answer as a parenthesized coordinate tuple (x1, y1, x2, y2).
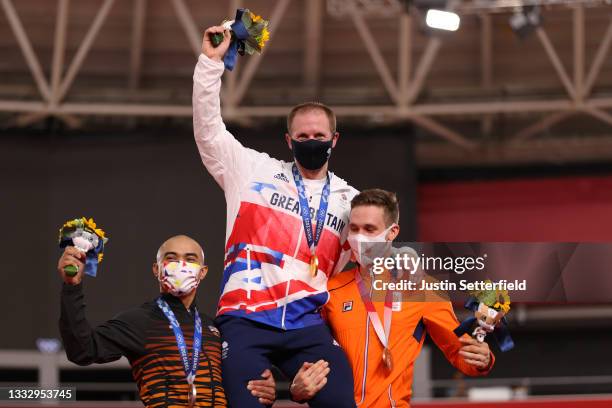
(180, 290, 197, 310)
(296, 161, 328, 180)
(358, 264, 392, 285)
(358, 264, 372, 282)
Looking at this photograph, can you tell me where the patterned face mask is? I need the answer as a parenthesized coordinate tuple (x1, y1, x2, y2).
(158, 260, 202, 297)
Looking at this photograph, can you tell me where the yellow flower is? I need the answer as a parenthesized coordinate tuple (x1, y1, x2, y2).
(250, 12, 262, 23)
(259, 27, 270, 48)
(494, 301, 511, 314)
(82, 217, 106, 239)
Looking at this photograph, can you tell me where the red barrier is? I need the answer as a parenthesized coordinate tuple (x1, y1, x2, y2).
(419, 176, 612, 241)
(2, 396, 612, 407)
(412, 395, 612, 408)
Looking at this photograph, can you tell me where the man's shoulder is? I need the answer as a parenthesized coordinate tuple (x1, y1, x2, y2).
(112, 301, 154, 320)
(247, 150, 288, 174)
(328, 268, 357, 293)
(329, 171, 359, 196)
(325, 269, 360, 317)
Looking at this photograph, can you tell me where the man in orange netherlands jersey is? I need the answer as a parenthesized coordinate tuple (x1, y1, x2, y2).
(289, 189, 495, 407)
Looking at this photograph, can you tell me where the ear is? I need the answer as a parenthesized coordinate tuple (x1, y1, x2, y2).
(331, 131, 340, 148)
(152, 262, 160, 280)
(387, 224, 400, 241)
(198, 265, 209, 281)
(285, 133, 293, 150)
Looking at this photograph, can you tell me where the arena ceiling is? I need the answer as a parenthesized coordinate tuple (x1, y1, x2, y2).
(1, 0, 612, 167)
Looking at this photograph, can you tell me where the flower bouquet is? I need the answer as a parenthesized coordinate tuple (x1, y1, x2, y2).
(209, 8, 270, 71)
(58, 217, 108, 277)
(454, 280, 514, 351)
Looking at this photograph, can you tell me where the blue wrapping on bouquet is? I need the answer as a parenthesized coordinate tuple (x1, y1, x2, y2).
(223, 9, 251, 71)
(454, 297, 515, 352)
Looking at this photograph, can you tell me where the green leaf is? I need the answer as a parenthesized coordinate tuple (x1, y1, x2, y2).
(480, 291, 497, 306)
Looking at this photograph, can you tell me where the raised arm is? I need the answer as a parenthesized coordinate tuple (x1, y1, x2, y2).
(193, 27, 268, 193)
(58, 247, 143, 365)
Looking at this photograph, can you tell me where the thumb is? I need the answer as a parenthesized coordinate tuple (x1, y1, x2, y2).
(260, 369, 271, 378)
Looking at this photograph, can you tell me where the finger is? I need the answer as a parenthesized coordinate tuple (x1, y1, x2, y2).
(63, 253, 85, 264)
(307, 361, 330, 379)
(459, 336, 479, 345)
(463, 358, 487, 368)
(64, 246, 85, 259)
(259, 397, 273, 405)
(460, 344, 487, 354)
(248, 380, 269, 388)
(459, 350, 487, 362)
(256, 369, 272, 380)
(204, 26, 225, 35)
(299, 361, 315, 375)
(309, 360, 327, 371)
(313, 376, 328, 391)
(250, 385, 274, 399)
(60, 258, 84, 271)
(312, 367, 331, 385)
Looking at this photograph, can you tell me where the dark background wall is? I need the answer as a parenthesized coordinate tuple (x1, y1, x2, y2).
(0, 124, 416, 349)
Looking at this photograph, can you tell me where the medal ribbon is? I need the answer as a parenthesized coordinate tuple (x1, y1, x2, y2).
(291, 163, 331, 260)
(354, 270, 393, 350)
(156, 298, 202, 388)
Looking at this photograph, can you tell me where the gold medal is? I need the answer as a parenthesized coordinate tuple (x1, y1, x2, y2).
(310, 254, 319, 277)
(188, 382, 197, 407)
(382, 347, 394, 372)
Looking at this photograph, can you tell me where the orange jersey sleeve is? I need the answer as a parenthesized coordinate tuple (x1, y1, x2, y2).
(423, 301, 495, 376)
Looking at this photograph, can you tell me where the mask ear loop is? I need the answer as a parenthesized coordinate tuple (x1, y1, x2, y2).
(157, 260, 169, 284)
(384, 223, 398, 242)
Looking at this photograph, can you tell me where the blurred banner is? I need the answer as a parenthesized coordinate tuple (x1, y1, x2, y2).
(366, 242, 612, 303)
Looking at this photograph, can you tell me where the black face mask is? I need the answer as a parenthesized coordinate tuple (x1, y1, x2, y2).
(291, 139, 333, 171)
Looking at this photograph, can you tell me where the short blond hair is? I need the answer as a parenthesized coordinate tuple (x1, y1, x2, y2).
(287, 102, 336, 134)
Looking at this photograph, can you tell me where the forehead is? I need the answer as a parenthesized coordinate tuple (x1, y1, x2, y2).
(349, 205, 387, 226)
(290, 109, 331, 132)
(161, 238, 202, 258)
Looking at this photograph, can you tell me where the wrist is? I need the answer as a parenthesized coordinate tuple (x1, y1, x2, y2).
(289, 381, 305, 403)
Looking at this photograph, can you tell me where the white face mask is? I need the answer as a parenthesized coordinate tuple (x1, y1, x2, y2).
(158, 260, 202, 297)
(347, 225, 395, 267)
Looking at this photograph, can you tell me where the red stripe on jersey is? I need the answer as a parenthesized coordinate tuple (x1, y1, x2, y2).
(218, 279, 319, 310)
(226, 202, 342, 275)
(226, 202, 302, 255)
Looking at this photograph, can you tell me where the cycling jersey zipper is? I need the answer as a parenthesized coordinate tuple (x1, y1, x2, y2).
(246, 245, 252, 299)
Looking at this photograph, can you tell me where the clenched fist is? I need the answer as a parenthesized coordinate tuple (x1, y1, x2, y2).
(459, 336, 492, 369)
(202, 26, 231, 62)
(58, 246, 85, 285)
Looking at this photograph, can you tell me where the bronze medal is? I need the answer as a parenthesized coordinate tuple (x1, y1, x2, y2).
(382, 347, 394, 372)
